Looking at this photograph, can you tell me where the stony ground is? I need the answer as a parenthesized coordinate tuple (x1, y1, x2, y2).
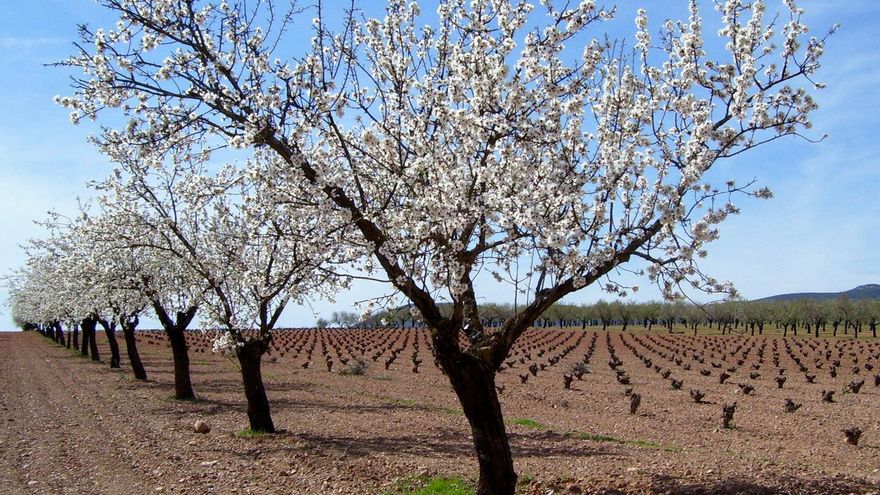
(1, 329, 879, 495)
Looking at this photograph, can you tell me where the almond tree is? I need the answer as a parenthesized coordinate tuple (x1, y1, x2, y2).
(79, 212, 161, 380)
(94, 140, 351, 432)
(59, 1, 831, 492)
(192, 159, 351, 432)
(18, 211, 152, 374)
(24, 218, 110, 362)
(40, 206, 202, 392)
(7, 254, 71, 342)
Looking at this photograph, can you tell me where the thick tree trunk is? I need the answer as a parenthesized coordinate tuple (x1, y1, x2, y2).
(166, 326, 195, 399)
(433, 333, 516, 495)
(53, 322, 64, 345)
(72, 324, 80, 351)
(152, 303, 198, 399)
(237, 340, 275, 433)
(87, 324, 100, 361)
(81, 318, 100, 360)
(99, 320, 121, 369)
(79, 322, 89, 356)
(121, 318, 147, 380)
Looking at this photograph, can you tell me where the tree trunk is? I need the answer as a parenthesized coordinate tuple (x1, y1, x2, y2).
(99, 320, 121, 368)
(79, 322, 89, 356)
(152, 303, 198, 399)
(81, 318, 100, 361)
(433, 332, 516, 495)
(237, 340, 275, 433)
(166, 326, 195, 399)
(72, 324, 80, 351)
(87, 324, 100, 361)
(53, 322, 64, 345)
(121, 318, 147, 380)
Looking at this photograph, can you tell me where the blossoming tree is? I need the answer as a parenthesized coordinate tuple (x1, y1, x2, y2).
(94, 135, 351, 431)
(65, 203, 206, 395)
(12, 210, 155, 378)
(59, 0, 831, 491)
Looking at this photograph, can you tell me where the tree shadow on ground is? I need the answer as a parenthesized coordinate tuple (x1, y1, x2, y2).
(194, 426, 625, 463)
(272, 428, 621, 460)
(641, 473, 879, 495)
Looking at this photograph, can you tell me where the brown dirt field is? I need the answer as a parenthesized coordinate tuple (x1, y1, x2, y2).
(1, 328, 879, 495)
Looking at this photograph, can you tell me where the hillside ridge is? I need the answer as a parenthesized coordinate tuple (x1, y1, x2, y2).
(753, 284, 880, 302)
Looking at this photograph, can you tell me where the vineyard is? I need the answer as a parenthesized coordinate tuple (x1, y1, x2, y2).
(8, 326, 879, 494)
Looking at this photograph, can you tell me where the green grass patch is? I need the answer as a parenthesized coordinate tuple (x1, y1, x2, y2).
(391, 398, 420, 408)
(235, 428, 268, 438)
(518, 474, 535, 486)
(566, 430, 681, 452)
(505, 417, 679, 451)
(509, 418, 544, 430)
(570, 431, 622, 443)
(116, 372, 136, 382)
(385, 397, 462, 416)
(62, 346, 96, 361)
(164, 395, 204, 404)
(384, 476, 474, 495)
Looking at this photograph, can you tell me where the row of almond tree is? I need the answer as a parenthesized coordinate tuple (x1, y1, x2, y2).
(6, 0, 831, 492)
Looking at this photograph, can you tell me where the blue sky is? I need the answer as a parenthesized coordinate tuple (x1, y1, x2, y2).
(1, 1, 878, 329)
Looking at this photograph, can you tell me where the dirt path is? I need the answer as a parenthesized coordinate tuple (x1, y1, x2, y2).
(0, 332, 156, 494)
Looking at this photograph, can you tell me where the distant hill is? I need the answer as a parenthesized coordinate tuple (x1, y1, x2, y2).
(753, 284, 880, 302)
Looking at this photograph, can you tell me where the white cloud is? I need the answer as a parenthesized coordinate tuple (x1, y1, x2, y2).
(0, 37, 65, 49)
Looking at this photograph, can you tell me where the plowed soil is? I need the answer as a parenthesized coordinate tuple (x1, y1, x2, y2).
(1, 329, 879, 495)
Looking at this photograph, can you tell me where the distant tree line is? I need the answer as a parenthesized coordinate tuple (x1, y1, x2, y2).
(359, 297, 880, 338)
